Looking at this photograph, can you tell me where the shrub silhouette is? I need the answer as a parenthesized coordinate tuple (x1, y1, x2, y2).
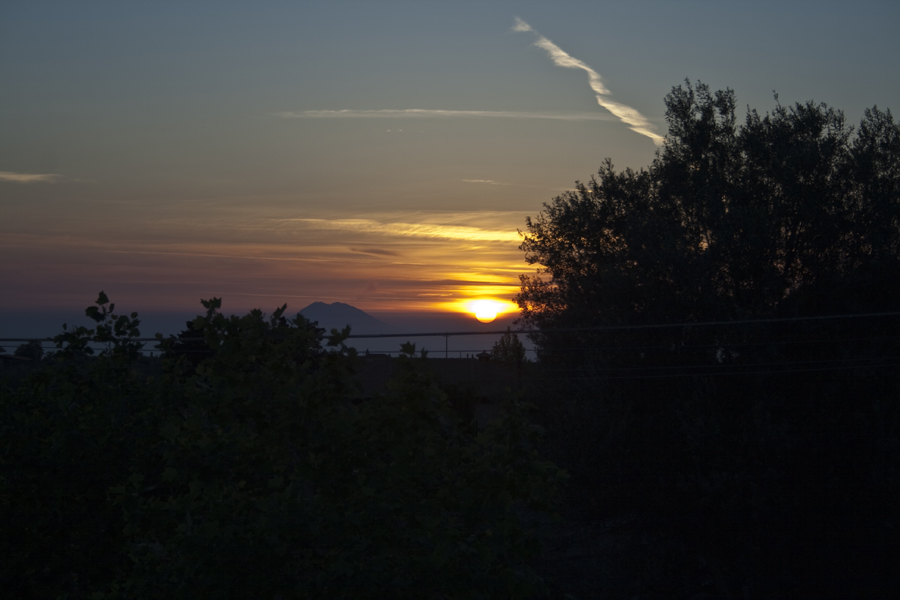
(491, 327, 527, 366)
(0, 293, 564, 599)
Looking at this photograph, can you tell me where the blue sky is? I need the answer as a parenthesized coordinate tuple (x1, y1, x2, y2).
(2, 0, 898, 333)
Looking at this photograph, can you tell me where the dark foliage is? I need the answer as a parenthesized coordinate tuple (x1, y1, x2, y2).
(13, 341, 44, 361)
(519, 82, 900, 353)
(0, 294, 563, 599)
(492, 327, 527, 366)
(518, 82, 900, 598)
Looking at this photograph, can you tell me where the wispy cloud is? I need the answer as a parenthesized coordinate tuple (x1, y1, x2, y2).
(349, 247, 400, 257)
(282, 218, 521, 242)
(104, 249, 337, 263)
(462, 179, 505, 186)
(461, 178, 570, 192)
(512, 17, 664, 146)
(0, 171, 61, 184)
(275, 109, 616, 122)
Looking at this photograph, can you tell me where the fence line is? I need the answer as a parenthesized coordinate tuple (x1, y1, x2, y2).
(4, 308, 900, 345)
(4, 310, 899, 364)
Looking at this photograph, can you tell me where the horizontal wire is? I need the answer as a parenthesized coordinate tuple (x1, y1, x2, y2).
(3, 309, 900, 344)
(11, 331, 900, 352)
(549, 360, 900, 380)
(544, 354, 900, 373)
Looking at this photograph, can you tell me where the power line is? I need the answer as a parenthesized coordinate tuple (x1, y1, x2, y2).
(3, 309, 900, 344)
(8, 332, 900, 357)
(513, 310, 900, 335)
(546, 353, 900, 373)
(552, 360, 900, 380)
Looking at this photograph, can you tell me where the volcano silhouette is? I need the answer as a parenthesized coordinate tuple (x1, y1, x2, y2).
(298, 302, 393, 336)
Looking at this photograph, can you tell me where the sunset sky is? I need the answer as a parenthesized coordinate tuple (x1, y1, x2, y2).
(2, 1, 898, 336)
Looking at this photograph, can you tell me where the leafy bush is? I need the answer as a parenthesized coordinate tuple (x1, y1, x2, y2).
(491, 328, 527, 366)
(13, 341, 44, 361)
(0, 293, 563, 599)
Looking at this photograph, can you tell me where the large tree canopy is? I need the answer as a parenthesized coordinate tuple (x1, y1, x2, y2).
(518, 81, 900, 343)
(515, 84, 900, 598)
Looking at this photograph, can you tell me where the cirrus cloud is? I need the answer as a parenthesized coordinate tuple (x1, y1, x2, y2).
(279, 218, 521, 242)
(0, 171, 62, 184)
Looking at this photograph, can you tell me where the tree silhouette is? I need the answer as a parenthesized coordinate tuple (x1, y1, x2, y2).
(518, 81, 900, 364)
(13, 340, 43, 361)
(491, 327, 526, 366)
(516, 81, 900, 598)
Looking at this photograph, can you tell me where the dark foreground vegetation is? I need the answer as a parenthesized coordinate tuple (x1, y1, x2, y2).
(3, 81, 899, 599)
(1, 294, 563, 599)
(518, 82, 900, 598)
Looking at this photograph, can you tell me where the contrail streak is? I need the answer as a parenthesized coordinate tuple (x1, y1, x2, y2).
(512, 17, 664, 145)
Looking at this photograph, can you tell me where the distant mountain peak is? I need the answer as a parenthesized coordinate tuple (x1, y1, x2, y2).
(299, 301, 391, 335)
(304, 301, 355, 310)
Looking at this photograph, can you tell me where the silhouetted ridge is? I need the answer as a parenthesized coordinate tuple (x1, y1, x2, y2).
(299, 302, 392, 335)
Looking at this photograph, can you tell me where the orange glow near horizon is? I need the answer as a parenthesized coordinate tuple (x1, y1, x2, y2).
(0, 212, 531, 316)
(437, 298, 518, 323)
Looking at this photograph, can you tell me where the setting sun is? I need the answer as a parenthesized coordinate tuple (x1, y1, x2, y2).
(470, 299, 507, 323)
(435, 297, 520, 323)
